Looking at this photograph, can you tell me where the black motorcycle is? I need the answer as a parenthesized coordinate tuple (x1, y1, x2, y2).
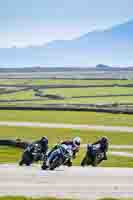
(81, 145, 105, 167)
(19, 143, 43, 166)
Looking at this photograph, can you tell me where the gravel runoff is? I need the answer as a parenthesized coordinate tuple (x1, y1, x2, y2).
(0, 121, 133, 132)
(0, 164, 133, 200)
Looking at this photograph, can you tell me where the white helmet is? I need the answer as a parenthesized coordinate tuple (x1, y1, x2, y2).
(73, 137, 81, 147)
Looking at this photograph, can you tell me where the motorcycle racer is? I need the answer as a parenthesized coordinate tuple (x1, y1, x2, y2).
(91, 136, 109, 160)
(43, 136, 81, 169)
(42, 143, 73, 170)
(19, 136, 48, 166)
(61, 137, 81, 166)
(81, 136, 109, 166)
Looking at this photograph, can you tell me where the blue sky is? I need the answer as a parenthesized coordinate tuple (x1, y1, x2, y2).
(0, 0, 133, 47)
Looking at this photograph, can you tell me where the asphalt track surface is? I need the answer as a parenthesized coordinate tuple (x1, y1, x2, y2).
(1, 121, 133, 132)
(0, 164, 133, 200)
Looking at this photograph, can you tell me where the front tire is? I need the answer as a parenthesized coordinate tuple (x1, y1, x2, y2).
(41, 163, 48, 170)
(19, 151, 33, 166)
(81, 152, 93, 167)
(81, 156, 88, 166)
(49, 155, 62, 170)
(19, 159, 24, 166)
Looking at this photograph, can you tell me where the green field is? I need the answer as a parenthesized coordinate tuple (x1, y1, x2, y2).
(1, 87, 133, 98)
(0, 79, 133, 105)
(1, 126, 132, 144)
(29, 79, 133, 85)
(1, 78, 133, 127)
(0, 86, 133, 99)
(1, 79, 133, 85)
(0, 90, 34, 99)
(2, 97, 133, 105)
(0, 110, 133, 127)
(45, 87, 133, 97)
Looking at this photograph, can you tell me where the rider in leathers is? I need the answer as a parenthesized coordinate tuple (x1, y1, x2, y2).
(61, 137, 81, 166)
(43, 137, 81, 169)
(81, 136, 109, 166)
(19, 136, 48, 166)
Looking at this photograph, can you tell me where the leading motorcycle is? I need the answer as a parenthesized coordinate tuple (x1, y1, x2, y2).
(81, 144, 105, 167)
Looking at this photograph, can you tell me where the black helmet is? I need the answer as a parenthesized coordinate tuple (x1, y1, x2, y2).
(40, 136, 48, 145)
(100, 136, 108, 143)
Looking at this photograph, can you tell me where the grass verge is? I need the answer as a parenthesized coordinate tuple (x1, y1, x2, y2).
(0, 126, 133, 145)
(0, 110, 133, 127)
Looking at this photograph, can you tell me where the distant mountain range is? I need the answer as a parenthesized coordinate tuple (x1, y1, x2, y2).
(1, 19, 133, 67)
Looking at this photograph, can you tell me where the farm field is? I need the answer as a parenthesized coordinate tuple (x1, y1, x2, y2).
(1, 79, 133, 85)
(0, 79, 133, 109)
(1, 97, 133, 105)
(1, 87, 133, 98)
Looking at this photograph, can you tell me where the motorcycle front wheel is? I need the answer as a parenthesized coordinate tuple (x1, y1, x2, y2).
(19, 151, 33, 166)
(49, 155, 63, 170)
